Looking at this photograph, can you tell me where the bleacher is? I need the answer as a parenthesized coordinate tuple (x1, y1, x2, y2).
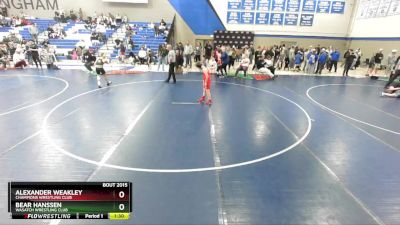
(109, 22, 168, 58)
(0, 19, 170, 62)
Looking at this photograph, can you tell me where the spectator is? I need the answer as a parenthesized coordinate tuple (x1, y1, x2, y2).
(157, 44, 168, 71)
(28, 41, 42, 68)
(183, 41, 193, 68)
(194, 42, 201, 62)
(289, 46, 296, 70)
(138, 46, 147, 64)
(387, 49, 397, 75)
(235, 53, 250, 77)
(294, 51, 303, 72)
(316, 48, 328, 74)
(343, 49, 356, 77)
(367, 49, 384, 76)
(329, 49, 340, 73)
(204, 41, 212, 60)
(13, 48, 27, 69)
(306, 49, 317, 74)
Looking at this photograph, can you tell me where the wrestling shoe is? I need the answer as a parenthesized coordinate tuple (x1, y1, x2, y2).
(107, 81, 112, 86)
(198, 96, 206, 104)
(206, 99, 212, 106)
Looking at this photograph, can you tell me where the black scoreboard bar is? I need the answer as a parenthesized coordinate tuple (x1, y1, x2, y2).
(8, 182, 132, 220)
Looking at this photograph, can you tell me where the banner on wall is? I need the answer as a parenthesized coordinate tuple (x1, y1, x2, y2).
(376, 0, 391, 17)
(227, 11, 240, 24)
(330, 1, 345, 14)
(255, 12, 270, 24)
(257, 0, 271, 11)
(269, 13, 284, 25)
(228, 0, 242, 10)
(271, 0, 286, 11)
(284, 13, 298, 25)
(242, 0, 256, 10)
(357, 0, 371, 18)
(213, 30, 254, 48)
(317, 0, 331, 13)
(240, 11, 255, 24)
(300, 14, 314, 26)
(366, 1, 379, 18)
(302, 0, 316, 12)
(286, 0, 300, 12)
(388, 0, 400, 15)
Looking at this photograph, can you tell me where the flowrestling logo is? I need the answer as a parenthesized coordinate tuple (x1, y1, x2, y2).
(0, 0, 58, 10)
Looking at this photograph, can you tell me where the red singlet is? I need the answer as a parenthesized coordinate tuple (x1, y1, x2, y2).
(203, 71, 211, 90)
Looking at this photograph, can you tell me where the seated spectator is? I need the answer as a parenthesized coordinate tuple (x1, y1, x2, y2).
(91, 32, 100, 46)
(119, 44, 126, 62)
(138, 47, 147, 64)
(148, 22, 155, 29)
(13, 17, 22, 27)
(235, 53, 250, 77)
(114, 38, 121, 49)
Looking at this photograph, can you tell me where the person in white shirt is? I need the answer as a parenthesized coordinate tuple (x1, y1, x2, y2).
(387, 49, 397, 75)
(183, 42, 193, 68)
(165, 44, 176, 83)
(235, 53, 250, 77)
(13, 48, 27, 69)
(138, 47, 147, 64)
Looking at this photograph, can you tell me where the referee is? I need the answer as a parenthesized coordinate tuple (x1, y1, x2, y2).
(165, 44, 176, 83)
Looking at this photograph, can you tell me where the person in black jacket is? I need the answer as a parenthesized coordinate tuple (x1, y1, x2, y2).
(343, 49, 356, 77)
(82, 49, 96, 74)
(28, 41, 42, 69)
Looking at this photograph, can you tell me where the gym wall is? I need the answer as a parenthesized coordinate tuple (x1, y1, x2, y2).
(347, 0, 400, 58)
(4, 0, 175, 22)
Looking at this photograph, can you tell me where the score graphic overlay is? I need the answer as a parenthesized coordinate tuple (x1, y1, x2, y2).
(8, 182, 132, 220)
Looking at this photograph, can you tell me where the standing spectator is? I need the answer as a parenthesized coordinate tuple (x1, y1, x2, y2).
(249, 44, 255, 65)
(329, 49, 340, 73)
(343, 49, 356, 77)
(228, 46, 236, 70)
(387, 49, 397, 75)
(166, 44, 176, 83)
(28, 23, 39, 43)
(183, 41, 193, 68)
(289, 46, 296, 70)
(252, 46, 261, 70)
(367, 49, 384, 76)
(220, 46, 229, 76)
(302, 48, 309, 72)
(316, 48, 328, 74)
(28, 41, 42, 68)
(204, 41, 212, 60)
(306, 49, 317, 74)
(194, 42, 201, 62)
(294, 51, 303, 72)
(353, 48, 362, 69)
(157, 44, 167, 71)
(385, 56, 400, 88)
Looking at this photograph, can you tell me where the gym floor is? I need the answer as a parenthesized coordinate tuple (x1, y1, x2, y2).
(0, 70, 399, 225)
